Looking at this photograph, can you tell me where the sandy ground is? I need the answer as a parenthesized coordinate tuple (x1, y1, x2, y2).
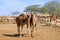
(0, 23, 60, 40)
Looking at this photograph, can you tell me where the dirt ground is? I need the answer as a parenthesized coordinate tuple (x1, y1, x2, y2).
(0, 23, 60, 40)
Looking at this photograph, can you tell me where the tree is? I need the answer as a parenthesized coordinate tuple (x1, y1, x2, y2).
(43, 1, 60, 14)
(24, 5, 41, 13)
(39, 7, 48, 13)
(12, 11, 20, 16)
(24, 1, 60, 14)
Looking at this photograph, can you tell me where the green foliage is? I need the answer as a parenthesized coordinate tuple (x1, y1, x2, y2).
(43, 1, 60, 14)
(24, 1, 60, 14)
(24, 5, 41, 12)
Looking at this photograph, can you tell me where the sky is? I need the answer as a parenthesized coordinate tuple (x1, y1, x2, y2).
(0, 0, 59, 16)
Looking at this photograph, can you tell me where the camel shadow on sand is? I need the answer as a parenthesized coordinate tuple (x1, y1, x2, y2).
(2, 34, 28, 37)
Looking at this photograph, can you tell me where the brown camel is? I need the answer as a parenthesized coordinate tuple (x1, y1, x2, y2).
(30, 13, 37, 37)
(50, 13, 58, 27)
(16, 13, 30, 37)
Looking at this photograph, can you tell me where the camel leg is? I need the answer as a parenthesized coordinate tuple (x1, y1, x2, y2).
(50, 21, 52, 26)
(50, 21, 54, 26)
(20, 24, 23, 36)
(53, 20, 57, 27)
(17, 23, 20, 35)
(49, 19, 52, 26)
(49, 18, 52, 26)
(27, 23, 30, 36)
(55, 20, 57, 26)
(31, 26, 34, 37)
(30, 24, 34, 37)
(34, 23, 37, 35)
